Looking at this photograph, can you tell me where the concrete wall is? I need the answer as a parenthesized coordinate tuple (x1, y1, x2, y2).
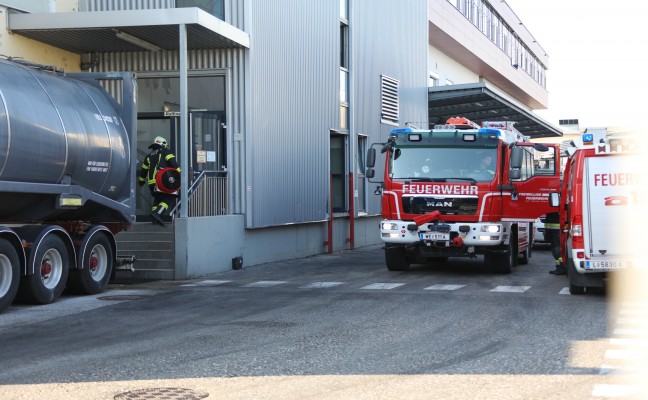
(428, 44, 479, 85)
(0, 4, 80, 71)
(174, 215, 245, 278)
(176, 213, 382, 278)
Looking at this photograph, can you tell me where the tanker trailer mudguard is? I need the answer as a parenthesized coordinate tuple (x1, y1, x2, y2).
(366, 118, 561, 273)
(0, 58, 138, 313)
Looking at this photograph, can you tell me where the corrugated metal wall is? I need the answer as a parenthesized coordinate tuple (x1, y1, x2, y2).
(79, 0, 174, 11)
(89, 0, 426, 229)
(351, 0, 429, 216)
(246, 0, 338, 228)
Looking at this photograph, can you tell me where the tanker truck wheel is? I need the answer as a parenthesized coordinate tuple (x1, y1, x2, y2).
(0, 239, 20, 314)
(18, 234, 69, 305)
(68, 232, 113, 294)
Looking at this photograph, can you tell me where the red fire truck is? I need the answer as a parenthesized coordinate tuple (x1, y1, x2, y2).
(366, 118, 561, 273)
(551, 130, 642, 294)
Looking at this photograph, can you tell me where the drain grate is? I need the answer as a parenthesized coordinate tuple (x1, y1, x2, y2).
(98, 294, 149, 301)
(115, 387, 208, 400)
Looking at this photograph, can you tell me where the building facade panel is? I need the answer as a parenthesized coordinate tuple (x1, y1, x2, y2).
(245, 0, 338, 228)
(352, 0, 429, 217)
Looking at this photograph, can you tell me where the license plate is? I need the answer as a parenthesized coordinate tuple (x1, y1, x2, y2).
(584, 260, 630, 270)
(420, 232, 450, 241)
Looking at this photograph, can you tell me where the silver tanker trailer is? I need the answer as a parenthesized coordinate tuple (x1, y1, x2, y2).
(0, 58, 137, 313)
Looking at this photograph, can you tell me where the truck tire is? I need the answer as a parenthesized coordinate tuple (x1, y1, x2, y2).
(518, 246, 530, 265)
(0, 239, 20, 314)
(68, 232, 113, 295)
(565, 251, 585, 295)
(488, 240, 513, 274)
(18, 234, 69, 305)
(385, 246, 410, 271)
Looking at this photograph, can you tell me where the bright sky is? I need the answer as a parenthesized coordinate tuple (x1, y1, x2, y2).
(504, 0, 648, 133)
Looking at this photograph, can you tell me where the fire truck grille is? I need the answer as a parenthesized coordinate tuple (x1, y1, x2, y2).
(402, 196, 478, 215)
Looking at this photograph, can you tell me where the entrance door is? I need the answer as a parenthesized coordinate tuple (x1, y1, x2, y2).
(136, 112, 225, 219)
(189, 111, 226, 177)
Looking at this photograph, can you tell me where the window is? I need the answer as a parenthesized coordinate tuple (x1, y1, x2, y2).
(330, 132, 347, 212)
(176, 0, 224, 20)
(428, 71, 439, 87)
(511, 146, 557, 181)
(340, 18, 349, 131)
(380, 75, 399, 126)
(357, 135, 367, 213)
(340, 0, 348, 21)
(340, 23, 349, 69)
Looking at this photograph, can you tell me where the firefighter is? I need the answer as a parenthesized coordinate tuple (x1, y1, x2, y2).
(478, 154, 495, 174)
(138, 136, 180, 226)
(545, 212, 566, 275)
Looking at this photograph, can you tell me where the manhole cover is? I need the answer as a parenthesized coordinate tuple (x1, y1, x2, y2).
(98, 294, 149, 301)
(115, 387, 208, 400)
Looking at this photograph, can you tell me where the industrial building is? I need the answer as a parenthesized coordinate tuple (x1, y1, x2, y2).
(0, 0, 560, 279)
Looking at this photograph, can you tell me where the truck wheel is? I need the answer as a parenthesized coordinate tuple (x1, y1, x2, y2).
(19, 234, 69, 305)
(385, 246, 410, 271)
(569, 283, 585, 295)
(489, 241, 513, 274)
(68, 232, 113, 294)
(518, 246, 530, 265)
(0, 239, 20, 314)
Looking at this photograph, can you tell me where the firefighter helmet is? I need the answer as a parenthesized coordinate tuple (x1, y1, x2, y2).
(150, 136, 168, 148)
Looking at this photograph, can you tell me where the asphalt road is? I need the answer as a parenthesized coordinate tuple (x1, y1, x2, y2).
(0, 244, 645, 400)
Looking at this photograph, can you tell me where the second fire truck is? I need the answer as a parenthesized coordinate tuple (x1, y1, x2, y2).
(366, 118, 561, 273)
(551, 130, 643, 294)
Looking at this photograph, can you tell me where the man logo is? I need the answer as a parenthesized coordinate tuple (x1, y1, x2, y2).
(427, 201, 452, 207)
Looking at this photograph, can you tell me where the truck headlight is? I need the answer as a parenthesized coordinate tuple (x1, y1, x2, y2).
(480, 225, 501, 233)
(382, 222, 399, 230)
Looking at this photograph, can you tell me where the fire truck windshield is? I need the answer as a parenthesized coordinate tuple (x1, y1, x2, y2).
(390, 147, 497, 182)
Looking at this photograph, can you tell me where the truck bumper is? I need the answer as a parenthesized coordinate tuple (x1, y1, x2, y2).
(380, 219, 506, 251)
(570, 249, 631, 274)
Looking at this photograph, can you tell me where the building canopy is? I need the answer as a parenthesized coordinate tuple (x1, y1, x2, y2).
(429, 83, 562, 139)
(7, 7, 249, 53)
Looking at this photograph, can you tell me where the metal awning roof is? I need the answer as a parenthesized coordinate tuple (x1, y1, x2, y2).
(7, 8, 250, 53)
(429, 82, 562, 139)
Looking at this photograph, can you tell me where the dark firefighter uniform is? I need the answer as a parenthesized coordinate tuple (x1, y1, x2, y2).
(545, 212, 566, 275)
(138, 136, 180, 226)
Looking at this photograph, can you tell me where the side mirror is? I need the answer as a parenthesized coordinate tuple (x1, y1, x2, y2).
(366, 148, 376, 168)
(510, 146, 523, 169)
(549, 192, 560, 207)
(509, 169, 521, 180)
(366, 168, 375, 179)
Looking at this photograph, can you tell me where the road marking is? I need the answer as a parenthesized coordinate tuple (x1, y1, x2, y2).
(612, 328, 641, 336)
(182, 280, 231, 287)
(619, 309, 643, 316)
(300, 282, 344, 289)
(243, 281, 287, 288)
(559, 287, 570, 295)
(605, 349, 639, 361)
(490, 285, 530, 293)
(609, 338, 641, 347)
(361, 283, 405, 290)
(616, 317, 641, 325)
(424, 284, 466, 291)
(591, 384, 640, 397)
